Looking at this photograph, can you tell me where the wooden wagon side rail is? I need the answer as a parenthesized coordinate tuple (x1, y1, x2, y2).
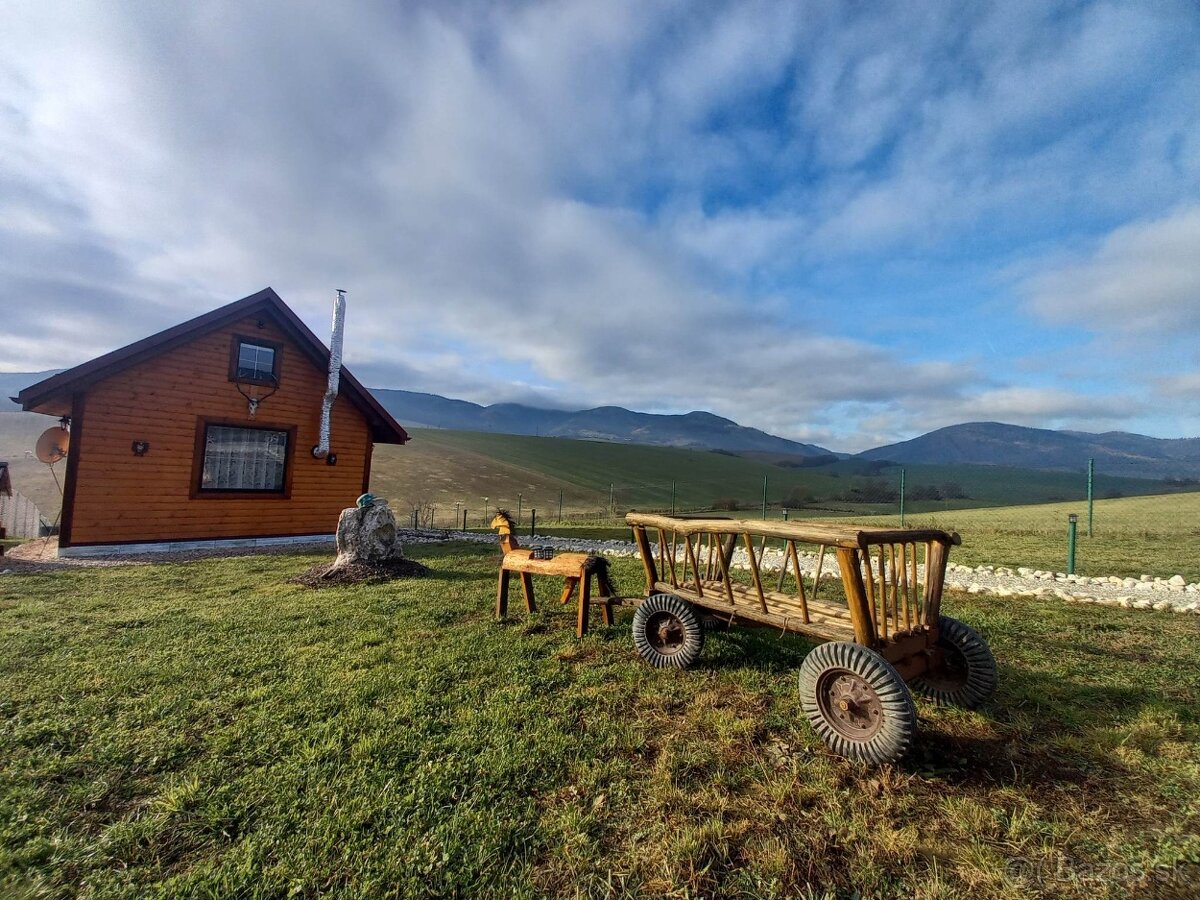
(626, 513, 959, 552)
(627, 513, 961, 653)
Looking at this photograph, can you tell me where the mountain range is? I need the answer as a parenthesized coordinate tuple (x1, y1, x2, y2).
(369, 389, 836, 458)
(861, 422, 1200, 480)
(4, 372, 1198, 480)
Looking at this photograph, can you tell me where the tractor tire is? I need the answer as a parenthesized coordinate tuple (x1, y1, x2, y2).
(911, 616, 998, 709)
(632, 593, 705, 669)
(798, 641, 917, 764)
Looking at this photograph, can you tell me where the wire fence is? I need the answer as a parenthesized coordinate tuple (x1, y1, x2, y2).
(395, 459, 1200, 580)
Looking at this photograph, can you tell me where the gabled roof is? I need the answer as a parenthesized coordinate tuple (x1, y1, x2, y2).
(16, 287, 409, 444)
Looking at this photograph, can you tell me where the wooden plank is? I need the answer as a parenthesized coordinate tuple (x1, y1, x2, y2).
(837, 548, 877, 648)
(626, 513, 959, 549)
(896, 543, 911, 631)
(811, 545, 825, 604)
(925, 539, 949, 623)
(500, 553, 591, 578)
(683, 535, 704, 598)
(909, 542, 920, 626)
(714, 532, 736, 605)
(577, 573, 591, 637)
(519, 572, 537, 614)
(861, 547, 878, 632)
(787, 540, 810, 624)
(659, 529, 677, 587)
(703, 581, 851, 624)
(496, 569, 510, 618)
(651, 581, 853, 642)
(877, 545, 889, 642)
(743, 532, 768, 612)
(599, 582, 614, 627)
(632, 525, 658, 593)
(558, 578, 578, 606)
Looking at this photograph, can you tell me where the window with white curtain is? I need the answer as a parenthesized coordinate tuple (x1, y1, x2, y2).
(200, 425, 289, 492)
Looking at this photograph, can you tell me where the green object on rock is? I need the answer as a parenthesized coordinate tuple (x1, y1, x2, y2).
(356, 493, 377, 509)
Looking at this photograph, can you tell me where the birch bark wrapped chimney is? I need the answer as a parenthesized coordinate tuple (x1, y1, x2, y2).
(313, 289, 346, 459)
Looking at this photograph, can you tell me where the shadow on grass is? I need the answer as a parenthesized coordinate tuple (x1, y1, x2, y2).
(672, 619, 1182, 795)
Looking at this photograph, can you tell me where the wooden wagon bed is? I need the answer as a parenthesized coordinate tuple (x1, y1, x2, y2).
(621, 513, 995, 765)
(627, 513, 961, 676)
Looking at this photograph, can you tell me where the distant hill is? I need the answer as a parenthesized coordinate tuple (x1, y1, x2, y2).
(371, 389, 836, 457)
(0, 371, 59, 411)
(859, 422, 1200, 480)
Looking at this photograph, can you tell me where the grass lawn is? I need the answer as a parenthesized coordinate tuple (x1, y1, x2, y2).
(2, 543, 1198, 898)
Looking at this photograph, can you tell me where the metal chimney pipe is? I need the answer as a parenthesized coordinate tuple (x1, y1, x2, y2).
(312, 289, 346, 459)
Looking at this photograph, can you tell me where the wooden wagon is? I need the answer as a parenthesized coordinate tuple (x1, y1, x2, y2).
(626, 513, 997, 764)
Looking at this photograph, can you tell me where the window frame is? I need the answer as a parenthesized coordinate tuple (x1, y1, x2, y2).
(228, 334, 282, 386)
(190, 418, 296, 500)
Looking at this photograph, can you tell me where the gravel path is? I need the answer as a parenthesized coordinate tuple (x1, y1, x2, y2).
(5, 530, 1198, 615)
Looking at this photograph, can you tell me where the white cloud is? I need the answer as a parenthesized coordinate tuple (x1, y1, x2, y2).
(1022, 206, 1200, 333)
(1, 0, 1198, 451)
(1159, 372, 1200, 399)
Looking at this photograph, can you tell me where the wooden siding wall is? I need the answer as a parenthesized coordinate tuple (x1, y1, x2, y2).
(66, 314, 372, 545)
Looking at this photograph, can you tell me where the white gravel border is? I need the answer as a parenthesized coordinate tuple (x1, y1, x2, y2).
(413, 529, 1200, 616)
(5, 529, 1197, 615)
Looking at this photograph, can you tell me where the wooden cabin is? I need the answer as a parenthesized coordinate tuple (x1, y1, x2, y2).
(16, 288, 409, 556)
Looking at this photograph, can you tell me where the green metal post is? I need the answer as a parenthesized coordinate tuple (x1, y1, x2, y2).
(1087, 458, 1094, 537)
(530, 509, 536, 537)
(462, 508, 467, 530)
(1067, 514, 1078, 575)
(517, 493, 522, 525)
(670, 481, 676, 516)
(899, 468, 906, 527)
(762, 475, 768, 519)
(609, 482, 614, 514)
(558, 489, 563, 522)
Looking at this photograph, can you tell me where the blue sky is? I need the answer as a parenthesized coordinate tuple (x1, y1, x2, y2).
(2, 0, 1198, 451)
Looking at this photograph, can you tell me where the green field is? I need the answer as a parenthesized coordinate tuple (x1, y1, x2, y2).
(2, 544, 1198, 898)
(370, 428, 1182, 527)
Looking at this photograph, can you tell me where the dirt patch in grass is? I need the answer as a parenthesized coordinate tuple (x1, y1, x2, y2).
(290, 556, 431, 587)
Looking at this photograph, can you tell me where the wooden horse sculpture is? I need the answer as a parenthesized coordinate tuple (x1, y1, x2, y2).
(491, 510, 617, 637)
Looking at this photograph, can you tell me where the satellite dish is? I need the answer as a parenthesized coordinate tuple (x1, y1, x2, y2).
(35, 427, 70, 464)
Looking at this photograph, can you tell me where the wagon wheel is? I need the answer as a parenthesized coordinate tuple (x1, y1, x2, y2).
(632, 593, 705, 669)
(798, 642, 917, 764)
(912, 616, 998, 709)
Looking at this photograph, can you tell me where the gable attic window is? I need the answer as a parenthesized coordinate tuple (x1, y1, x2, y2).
(194, 422, 294, 496)
(229, 335, 280, 385)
